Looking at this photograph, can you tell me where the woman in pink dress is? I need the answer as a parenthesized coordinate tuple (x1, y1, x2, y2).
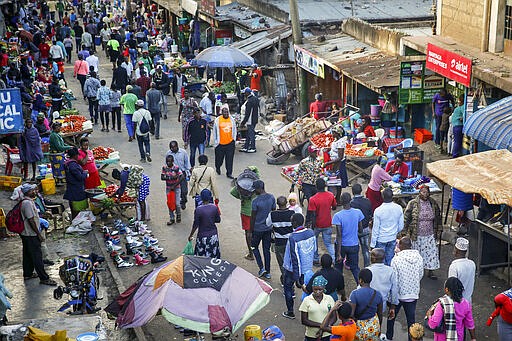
(78, 137, 101, 189)
(427, 277, 476, 341)
(366, 155, 392, 212)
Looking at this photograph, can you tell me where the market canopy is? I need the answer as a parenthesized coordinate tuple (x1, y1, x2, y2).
(426, 149, 512, 206)
(463, 96, 512, 151)
(191, 46, 254, 68)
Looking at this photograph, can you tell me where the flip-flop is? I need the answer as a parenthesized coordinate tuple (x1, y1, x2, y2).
(24, 273, 38, 280)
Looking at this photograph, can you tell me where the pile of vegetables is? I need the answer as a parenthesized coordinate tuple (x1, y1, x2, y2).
(310, 133, 335, 148)
(345, 144, 385, 157)
(92, 146, 115, 160)
(210, 81, 235, 94)
(104, 184, 136, 203)
(59, 109, 79, 116)
(61, 115, 87, 133)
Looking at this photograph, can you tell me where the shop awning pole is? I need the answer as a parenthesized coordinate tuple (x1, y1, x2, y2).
(508, 206, 511, 285)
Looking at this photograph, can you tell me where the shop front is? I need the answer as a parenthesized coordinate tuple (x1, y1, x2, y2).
(402, 35, 512, 150)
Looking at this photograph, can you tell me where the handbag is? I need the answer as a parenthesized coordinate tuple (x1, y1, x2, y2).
(166, 190, 176, 211)
(424, 300, 445, 333)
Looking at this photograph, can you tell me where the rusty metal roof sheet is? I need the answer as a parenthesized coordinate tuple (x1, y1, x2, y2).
(231, 26, 292, 56)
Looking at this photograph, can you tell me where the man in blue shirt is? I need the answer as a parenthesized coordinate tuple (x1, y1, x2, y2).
(333, 192, 364, 284)
(250, 180, 275, 280)
(370, 188, 404, 266)
(282, 213, 316, 319)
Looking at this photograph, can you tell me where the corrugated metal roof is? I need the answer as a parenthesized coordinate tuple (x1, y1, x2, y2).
(463, 96, 512, 151)
(208, 2, 284, 32)
(336, 53, 401, 91)
(269, 0, 434, 22)
(231, 26, 292, 56)
(298, 34, 378, 72)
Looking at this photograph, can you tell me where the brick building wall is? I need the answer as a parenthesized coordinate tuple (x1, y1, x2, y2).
(440, 0, 484, 49)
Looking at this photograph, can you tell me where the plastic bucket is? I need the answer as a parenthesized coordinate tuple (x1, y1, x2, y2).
(370, 118, 380, 127)
(41, 178, 56, 195)
(397, 126, 404, 138)
(389, 127, 397, 138)
(452, 188, 473, 211)
(370, 104, 381, 117)
(244, 325, 262, 341)
(94, 36, 101, 46)
(171, 45, 178, 53)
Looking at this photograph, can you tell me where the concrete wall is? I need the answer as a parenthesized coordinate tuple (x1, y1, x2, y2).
(341, 18, 407, 56)
(439, 0, 484, 49)
(236, 0, 289, 23)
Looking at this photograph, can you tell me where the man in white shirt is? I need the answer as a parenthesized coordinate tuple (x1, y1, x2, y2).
(121, 57, 134, 80)
(81, 31, 93, 51)
(49, 41, 65, 61)
(448, 237, 475, 303)
(134, 61, 149, 81)
(370, 188, 404, 265)
(386, 237, 423, 341)
(132, 100, 153, 163)
(86, 50, 99, 76)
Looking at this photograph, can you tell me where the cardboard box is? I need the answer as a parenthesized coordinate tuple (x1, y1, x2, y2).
(273, 114, 286, 122)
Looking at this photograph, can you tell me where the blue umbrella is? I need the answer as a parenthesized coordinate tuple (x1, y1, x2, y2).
(191, 46, 254, 68)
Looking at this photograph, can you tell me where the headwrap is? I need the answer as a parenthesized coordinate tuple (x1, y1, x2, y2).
(220, 103, 230, 113)
(200, 188, 213, 203)
(312, 275, 328, 288)
(288, 192, 298, 201)
(378, 155, 388, 167)
(21, 183, 37, 194)
(308, 145, 317, 154)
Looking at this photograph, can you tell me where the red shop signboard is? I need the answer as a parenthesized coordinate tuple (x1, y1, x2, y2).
(425, 43, 472, 87)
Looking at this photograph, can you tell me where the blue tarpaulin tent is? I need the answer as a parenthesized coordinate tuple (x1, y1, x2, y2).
(463, 96, 512, 151)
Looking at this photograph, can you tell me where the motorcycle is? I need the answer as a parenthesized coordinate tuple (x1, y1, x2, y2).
(53, 253, 105, 315)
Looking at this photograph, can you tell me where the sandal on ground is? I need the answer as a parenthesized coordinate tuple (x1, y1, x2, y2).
(244, 254, 254, 261)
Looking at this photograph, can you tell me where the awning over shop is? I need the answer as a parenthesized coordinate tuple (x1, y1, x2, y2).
(181, 0, 197, 15)
(153, 0, 181, 16)
(336, 53, 400, 92)
(426, 149, 512, 206)
(296, 34, 400, 92)
(231, 26, 292, 56)
(463, 96, 512, 151)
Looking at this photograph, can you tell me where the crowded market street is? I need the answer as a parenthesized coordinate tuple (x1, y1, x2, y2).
(1, 0, 512, 341)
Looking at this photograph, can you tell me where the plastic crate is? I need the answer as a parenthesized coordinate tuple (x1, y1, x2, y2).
(414, 128, 433, 144)
(0, 176, 22, 191)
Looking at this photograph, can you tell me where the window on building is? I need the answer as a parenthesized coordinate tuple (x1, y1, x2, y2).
(506, 5, 512, 40)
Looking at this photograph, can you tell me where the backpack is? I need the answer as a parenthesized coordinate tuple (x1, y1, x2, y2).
(6, 199, 29, 234)
(139, 115, 150, 134)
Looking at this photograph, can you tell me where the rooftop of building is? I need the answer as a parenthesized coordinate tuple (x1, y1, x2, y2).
(268, 0, 434, 23)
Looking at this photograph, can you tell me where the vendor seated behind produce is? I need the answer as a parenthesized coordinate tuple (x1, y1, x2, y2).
(49, 122, 72, 152)
(385, 153, 409, 179)
(359, 116, 376, 137)
(310, 93, 327, 120)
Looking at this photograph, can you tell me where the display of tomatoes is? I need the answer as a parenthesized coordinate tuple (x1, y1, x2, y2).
(311, 133, 335, 148)
(92, 146, 115, 160)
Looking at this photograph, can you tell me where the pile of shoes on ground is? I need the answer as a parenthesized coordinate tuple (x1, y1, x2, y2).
(102, 218, 167, 268)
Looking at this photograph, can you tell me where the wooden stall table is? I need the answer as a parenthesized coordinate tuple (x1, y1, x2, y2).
(389, 179, 443, 207)
(346, 155, 378, 182)
(472, 219, 511, 276)
(60, 128, 93, 147)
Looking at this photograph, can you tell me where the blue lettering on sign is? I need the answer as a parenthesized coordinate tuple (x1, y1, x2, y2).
(0, 89, 23, 133)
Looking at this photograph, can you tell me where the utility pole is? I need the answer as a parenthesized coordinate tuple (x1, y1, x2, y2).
(289, 0, 308, 115)
(126, 0, 133, 28)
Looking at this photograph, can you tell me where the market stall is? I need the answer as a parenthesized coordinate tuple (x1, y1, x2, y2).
(92, 146, 120, 184)
(59, 115, 93, 146)
(426, 149, 512, 283)
(88, 184, 136, 219)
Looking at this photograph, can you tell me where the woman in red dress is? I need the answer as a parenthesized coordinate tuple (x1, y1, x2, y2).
(360, 116, 376, 137)
(78, 137, 101, 189)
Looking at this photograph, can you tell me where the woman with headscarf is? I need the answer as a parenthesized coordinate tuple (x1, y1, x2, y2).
(188, 189, 221, 258)
(403, 185, 441, 280)
(427, 277, 476, 341)
(64, 147, 88, 218)
(178, 89, 198, 143)
(299, 275, 335, 341)
(366, 156, 392, 212)
(19, 119, 44, 181)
